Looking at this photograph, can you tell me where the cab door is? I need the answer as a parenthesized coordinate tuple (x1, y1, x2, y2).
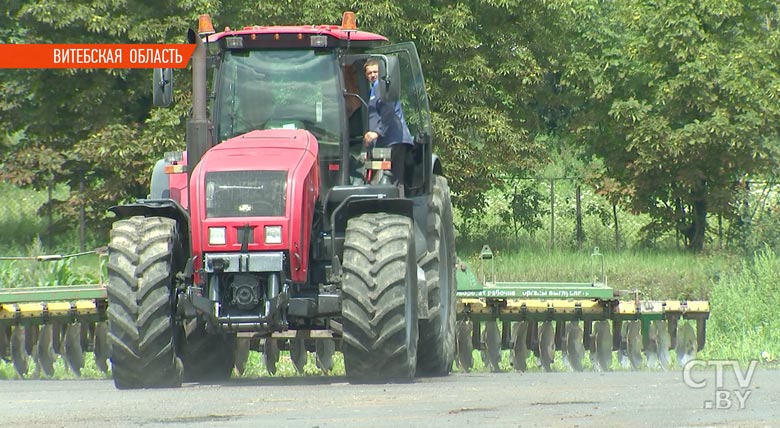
(368, 42, 434, 194)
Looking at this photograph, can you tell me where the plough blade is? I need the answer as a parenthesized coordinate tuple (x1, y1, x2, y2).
(676, 322, 697, 366)
(626, 320, 643, 370)
(262, 338, 280, 375)
(655, 320, 672, 370)
(37, 324, 56, 377)
(510, 321, 528, 372)
(565, 322, 586, 372)
(455, 320, 474, 372)
(11, 326, 28, 378)
(593, 320, 612, 371)
(93, 322, 110, 374)
(538, 321, 555, 372)
(289, 338, 308, 375)
(63, 323, 85, 376)
(315, 339, 336, 375)
(234, 338, 251, 376)
(481, 321, 501, 372)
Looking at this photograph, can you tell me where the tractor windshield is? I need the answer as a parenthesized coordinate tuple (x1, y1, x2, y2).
(215, 49, 343, 158)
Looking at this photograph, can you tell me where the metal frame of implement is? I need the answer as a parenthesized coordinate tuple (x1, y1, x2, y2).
(455, 246, 710, 354)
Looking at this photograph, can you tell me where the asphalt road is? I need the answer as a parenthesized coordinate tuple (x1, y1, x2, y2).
(1, 370, 778, 428)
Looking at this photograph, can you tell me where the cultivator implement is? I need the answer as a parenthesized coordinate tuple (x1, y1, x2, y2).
(1, 245, 710, 378)
(0, 284, 110, 378)
(0, 281, 337, 378)
(454, 246, 710, 372)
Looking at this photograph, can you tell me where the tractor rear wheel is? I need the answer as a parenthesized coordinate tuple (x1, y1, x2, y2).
(417, 175, 457, 376)
(106, 216, 182, 389)
(342, 213, 418, 381)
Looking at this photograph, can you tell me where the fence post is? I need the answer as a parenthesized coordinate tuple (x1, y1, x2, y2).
(550, 179, 555, 250)
(79, 177, 86, 252)
(612, 203, 620, 250)
(576, 185, 583, 250)
(47, 178, 54, 249)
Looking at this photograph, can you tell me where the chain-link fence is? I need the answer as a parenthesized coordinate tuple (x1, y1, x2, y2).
(4, 178, 780, 254)
(0, 181, 91, 253)
(456, 178, 780, 253)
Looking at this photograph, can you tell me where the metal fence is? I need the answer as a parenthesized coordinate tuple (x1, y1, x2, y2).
(456, 178, 780, 252)
(3, 178, 780, 254)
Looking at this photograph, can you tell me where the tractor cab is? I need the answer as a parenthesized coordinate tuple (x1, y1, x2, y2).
(154, 14, 436, 202)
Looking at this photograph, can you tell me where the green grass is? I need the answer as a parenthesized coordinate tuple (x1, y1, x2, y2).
(698, 247, 780, 364)
(0, 239, 103, 288)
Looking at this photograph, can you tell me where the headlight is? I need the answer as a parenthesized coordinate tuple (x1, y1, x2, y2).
(264, 226, 282, 244)
(209, 227, 227, 245)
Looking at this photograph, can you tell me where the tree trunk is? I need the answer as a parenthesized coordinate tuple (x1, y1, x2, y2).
(690, 198, 707, 253)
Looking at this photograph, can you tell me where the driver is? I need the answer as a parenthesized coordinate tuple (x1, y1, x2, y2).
(362, 58, 413, 191)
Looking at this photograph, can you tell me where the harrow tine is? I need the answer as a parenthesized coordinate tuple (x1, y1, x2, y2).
(11, 326, 29, 378)
(289, 338, 308, 374)
(560, 322, 571, 370)
(510, 321, 528, 372)
(24, 325, 39, 357)
(617, 321, 630, 369)
(37, 324, 57, 377)
(538, 321, 555, 372)
(263, 338, 280, 375)
(594, 320, 612, 371)
(481, 320, 501, 372)
(645, 320, 659, 369)
(53, 321, 65, 356)
(234, 338, 251, 376)
(626, 320, 643, 370)
(0, 326, 8, 361)
(676, 321, 697, 366)
(93, 322, 110, 374)
(455, 320, 473, 372)
(315, 339, 336, 375)
(63, 322, 85, 376)
(565, 322, 586, 372)
(655, 320, 671, 370)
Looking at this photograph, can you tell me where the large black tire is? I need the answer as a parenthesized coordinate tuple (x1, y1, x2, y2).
(106, 216, 182, 389)
(416, 175, 457, 376)
(342, 213, 418, 381)
(180, 323, 236, 383)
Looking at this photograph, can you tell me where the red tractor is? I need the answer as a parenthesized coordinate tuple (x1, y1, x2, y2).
(106, 13, 456, 388)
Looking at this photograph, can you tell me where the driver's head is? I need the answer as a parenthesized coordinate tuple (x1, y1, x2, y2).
(363, 58, 379, 84)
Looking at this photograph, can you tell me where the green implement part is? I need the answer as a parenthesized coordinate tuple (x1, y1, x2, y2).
(0, 285, 107, 327)
(453, 246, 710, 367)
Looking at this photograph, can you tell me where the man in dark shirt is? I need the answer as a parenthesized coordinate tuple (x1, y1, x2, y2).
(362, 58, 413, 190)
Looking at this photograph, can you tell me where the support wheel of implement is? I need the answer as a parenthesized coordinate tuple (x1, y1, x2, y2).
(181, 324, 235, 383)
(416, 176, 457, 376)
(106, 216, 183, 389)
(342, 213, 419, 381)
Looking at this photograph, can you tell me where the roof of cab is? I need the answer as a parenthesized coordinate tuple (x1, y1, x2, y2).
(206, 25, 388, 43)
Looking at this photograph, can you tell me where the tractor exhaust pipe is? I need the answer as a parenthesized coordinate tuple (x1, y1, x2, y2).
(186, 28, 210, 179)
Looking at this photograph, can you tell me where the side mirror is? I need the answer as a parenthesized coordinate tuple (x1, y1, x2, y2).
(377, 56, 400, 103)
(152, 68, 174, 107)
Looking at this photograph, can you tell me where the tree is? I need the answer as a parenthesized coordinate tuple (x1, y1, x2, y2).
(562, 0, 780, 251)
(0, 0, 216, 236)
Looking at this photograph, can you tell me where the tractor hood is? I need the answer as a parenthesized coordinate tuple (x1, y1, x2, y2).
(189, 129, 320, 283)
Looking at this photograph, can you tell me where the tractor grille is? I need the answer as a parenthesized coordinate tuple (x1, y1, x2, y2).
(205, 170, 287, 218)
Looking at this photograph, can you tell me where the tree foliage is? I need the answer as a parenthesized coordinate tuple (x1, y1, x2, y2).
(1, 0, 779, 251)
(562, 0, 780, 251)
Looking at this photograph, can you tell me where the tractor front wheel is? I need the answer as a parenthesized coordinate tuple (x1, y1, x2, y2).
(341, 213, 418, 381)
(106, 216, 182, 389)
